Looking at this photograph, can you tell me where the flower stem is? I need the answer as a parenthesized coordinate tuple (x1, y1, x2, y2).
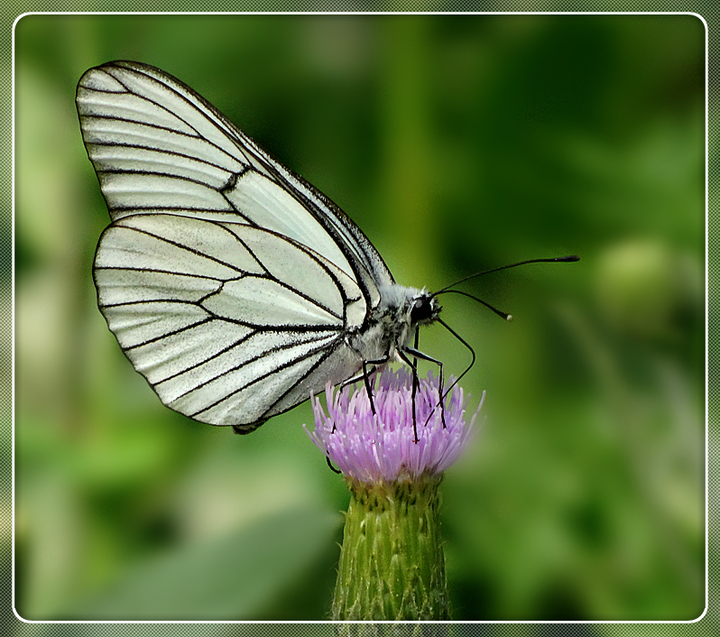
(332, 473, 450, 622)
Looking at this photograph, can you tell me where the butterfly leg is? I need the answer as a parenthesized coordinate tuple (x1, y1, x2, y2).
(340, 364, 379, 415)
(397, 346, 420, 442)
(326, 455, 341, 474)
(401, 344, 447, 430)
(362, 359, 377, 415)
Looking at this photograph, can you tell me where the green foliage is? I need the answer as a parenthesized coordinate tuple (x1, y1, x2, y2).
(71, 506, 340, 619)
(14, 14, 704, 621)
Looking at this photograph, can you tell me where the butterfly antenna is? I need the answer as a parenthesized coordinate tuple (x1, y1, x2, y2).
(433, 255, 580, 296)
(423, 256, 579, 425)
(435, 288, 513, 321)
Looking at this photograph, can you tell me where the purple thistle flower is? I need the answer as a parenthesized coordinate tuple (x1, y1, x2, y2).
(305, 367, 483, 484)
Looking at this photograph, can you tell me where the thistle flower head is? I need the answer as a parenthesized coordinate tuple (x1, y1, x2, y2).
(305, 368, 483, 484)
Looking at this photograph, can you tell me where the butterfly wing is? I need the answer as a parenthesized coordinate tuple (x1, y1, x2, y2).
(76, 60, 394, 303)
(93, 213, 365, 430)
(77, 60, 388, 428)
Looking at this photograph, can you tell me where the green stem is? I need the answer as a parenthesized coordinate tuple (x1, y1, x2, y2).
(332, 474, 449, 622)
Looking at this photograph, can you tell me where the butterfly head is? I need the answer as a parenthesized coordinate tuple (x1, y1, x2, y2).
(410, 290, 441, 327)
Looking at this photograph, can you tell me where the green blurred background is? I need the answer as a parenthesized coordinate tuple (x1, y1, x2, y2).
(14, 14, 705, 622)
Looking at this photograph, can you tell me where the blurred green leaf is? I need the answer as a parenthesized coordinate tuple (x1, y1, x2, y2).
(72, 506, 340, 620)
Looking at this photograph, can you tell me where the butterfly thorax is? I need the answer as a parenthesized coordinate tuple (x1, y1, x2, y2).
(351, 285, 440, 364)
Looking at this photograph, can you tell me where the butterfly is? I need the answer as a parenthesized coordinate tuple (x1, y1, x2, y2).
(76, 61, 577, 435)
(76, 60, 454, 435)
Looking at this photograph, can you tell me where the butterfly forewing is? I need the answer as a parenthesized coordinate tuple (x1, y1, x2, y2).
(79, 60, 390, 429)
(76, 61, 394, 299)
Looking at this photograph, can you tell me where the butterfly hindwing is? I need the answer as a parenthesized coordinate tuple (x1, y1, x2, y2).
(94, 213, 366, 427)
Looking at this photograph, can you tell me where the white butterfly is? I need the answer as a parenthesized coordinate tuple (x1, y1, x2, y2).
(76, 60, 445, 433)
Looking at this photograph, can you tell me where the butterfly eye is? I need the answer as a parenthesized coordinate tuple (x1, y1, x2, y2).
(410, 296, 436, 324)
